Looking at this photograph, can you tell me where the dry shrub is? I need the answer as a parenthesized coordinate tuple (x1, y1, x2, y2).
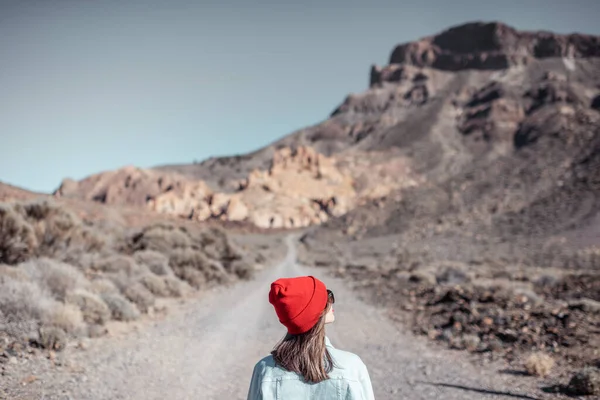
(100, 292, 140, 321)
(86, 324, 108, 338)
(93, 255, 141, 275)
(123, 283, 155, 313)
(0, 277, 82, 344)
(103, 268, 154, 302)
(66, 289, 111, 325)
(1, 199, 110, 270)
(68, 251, 103, 273)
(90, 278, 119, 295)
(20, 258, 86, 301)
(200, 227, 251, 279)
(175, 266, 206, 288)
(0, 264, 29, 281)
(0, 203, 37, 264)
(0, 262, 83, 338)
(255, 252, 266, 265)
(38, 326, 67, 351)
(524, 352, 555, 377)
(17, 199, 106, 259)
(200, 227, 234, 258)
(103, 271, 131, 292)
(169, 247, 209, 270)
(169, 248, 229, 288)
(134, 250, 172, 276)
(462, 334, 481, 352)
(139, 273, 170, 297)
(18, 200, 61, 220)
(0, 276, 46, 318)
(163, 275, 189, 297)
(228, 258, 253, 280)
(42, 303, 83, 334)
(0, 277, 54, 339)
(78, 226, 108, 252)
(131, 224, 192, 253)
(130, 223, 252, 283)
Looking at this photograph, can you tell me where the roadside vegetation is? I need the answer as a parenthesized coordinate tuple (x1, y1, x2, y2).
(0, 198, 256, 354)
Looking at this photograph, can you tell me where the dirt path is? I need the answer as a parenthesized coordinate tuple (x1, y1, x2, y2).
(5, 236, 555, 400)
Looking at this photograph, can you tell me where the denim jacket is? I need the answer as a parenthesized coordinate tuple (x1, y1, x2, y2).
(247, 337, 375, 400)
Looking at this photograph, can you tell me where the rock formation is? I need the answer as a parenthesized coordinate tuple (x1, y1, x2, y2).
(385, 21, 599, 72)
(56, 146, 375, 228)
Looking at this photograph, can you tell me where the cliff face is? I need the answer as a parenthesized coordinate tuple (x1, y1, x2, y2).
(54, 21, 600, 233)
(384, 22, 599, 72)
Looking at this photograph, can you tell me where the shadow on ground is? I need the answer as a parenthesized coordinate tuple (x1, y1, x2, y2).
(416, 381, 541, 399)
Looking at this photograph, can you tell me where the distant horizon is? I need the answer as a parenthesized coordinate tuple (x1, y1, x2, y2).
(2, 0, 599, 193)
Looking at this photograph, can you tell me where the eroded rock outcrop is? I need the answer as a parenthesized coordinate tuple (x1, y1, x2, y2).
(386, 22, 600, 72)
(54, 166, 188, 206)
(150, 146, 358, 228)
(55, 146, 365, 228)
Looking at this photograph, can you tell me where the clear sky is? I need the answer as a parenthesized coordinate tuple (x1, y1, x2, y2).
(1, 0, 599, 193)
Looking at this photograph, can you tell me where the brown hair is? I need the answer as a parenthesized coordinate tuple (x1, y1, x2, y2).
(271, 302, 334, 383)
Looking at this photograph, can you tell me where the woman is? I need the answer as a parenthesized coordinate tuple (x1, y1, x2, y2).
(247, 276, 375, 399)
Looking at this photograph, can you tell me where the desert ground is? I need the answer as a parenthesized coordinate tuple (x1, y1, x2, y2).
(2, 236, 572, 400)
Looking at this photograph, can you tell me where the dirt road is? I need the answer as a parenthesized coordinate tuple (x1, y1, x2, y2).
(5, 236, 552, 399)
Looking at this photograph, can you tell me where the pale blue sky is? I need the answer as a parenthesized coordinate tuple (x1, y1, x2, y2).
(1, 0, 599, 192)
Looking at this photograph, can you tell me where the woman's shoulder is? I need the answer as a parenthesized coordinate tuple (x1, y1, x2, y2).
(328, 347, 368, 375)
(326, 337, 366, 370)
(251, 355, 281, 378)
(253, 354, 276, 371)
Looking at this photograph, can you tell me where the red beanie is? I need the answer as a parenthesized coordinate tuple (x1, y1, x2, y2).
(269, 276, 328, 335)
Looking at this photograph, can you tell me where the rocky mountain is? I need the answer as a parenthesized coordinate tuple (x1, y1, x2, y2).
(54, 21, 600, 243)
(0, 181, 40, 202)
